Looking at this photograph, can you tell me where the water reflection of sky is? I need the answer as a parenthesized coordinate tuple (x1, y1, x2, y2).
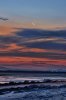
(1, 76, 66, 83)
(0, 76, 42, 83)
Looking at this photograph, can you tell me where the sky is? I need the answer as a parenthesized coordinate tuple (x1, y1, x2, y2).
(0, 0, 66, 70)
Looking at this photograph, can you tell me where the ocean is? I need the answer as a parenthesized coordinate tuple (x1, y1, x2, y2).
(0, 71, 66, 83)
(0, 71, 66, 100)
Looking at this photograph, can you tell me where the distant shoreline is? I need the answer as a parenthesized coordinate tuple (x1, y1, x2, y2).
(0, 70, 66, 73)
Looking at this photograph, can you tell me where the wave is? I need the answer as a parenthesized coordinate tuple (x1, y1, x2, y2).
(0, 84, 66, 100)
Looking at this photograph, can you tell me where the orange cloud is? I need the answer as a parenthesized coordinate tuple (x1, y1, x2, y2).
(0, 25, 14, 36)
(0, 21, 20, 36)
(0, 43, 66, 55)
(0, 56, 66, 66)
(0, 20, 66, 36)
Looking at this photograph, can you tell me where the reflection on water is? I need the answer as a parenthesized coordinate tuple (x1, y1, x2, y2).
(0, 76, 42, 83)
(0, 72, 66, 83)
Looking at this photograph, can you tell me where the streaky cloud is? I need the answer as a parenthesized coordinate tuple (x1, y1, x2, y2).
(0, 17, 8, 21)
